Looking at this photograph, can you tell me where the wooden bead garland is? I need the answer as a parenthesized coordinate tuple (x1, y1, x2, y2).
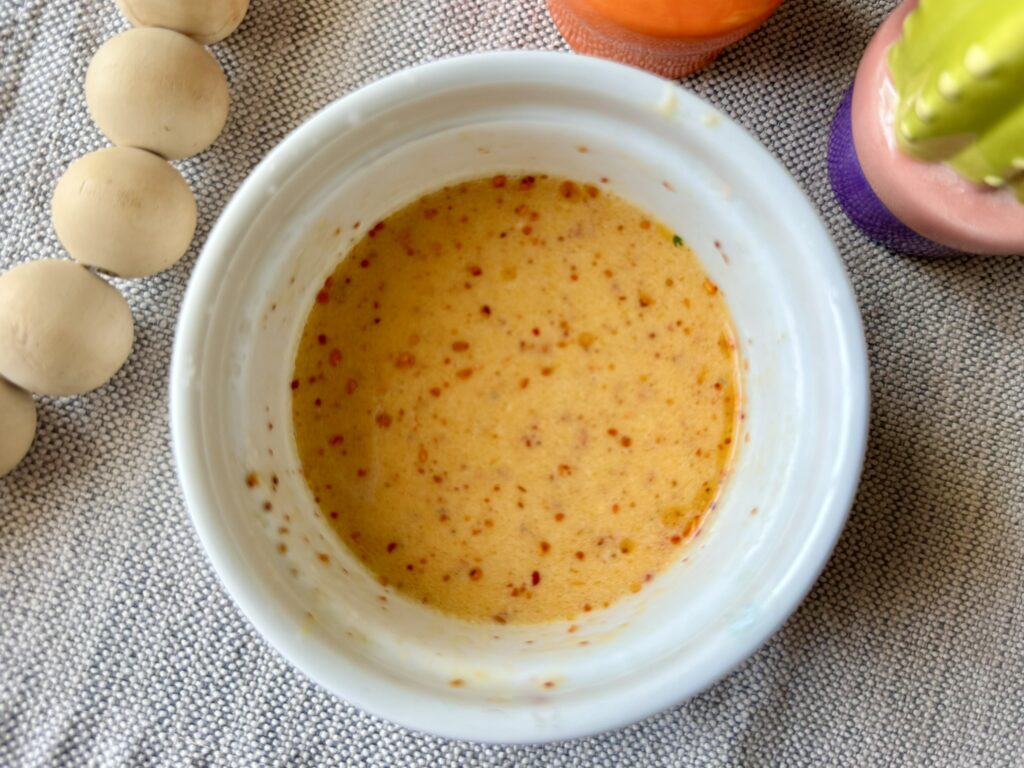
(0, 0, 249, 477)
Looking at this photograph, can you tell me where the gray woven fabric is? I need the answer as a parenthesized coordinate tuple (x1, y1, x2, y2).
(1, 0, 1022, 764)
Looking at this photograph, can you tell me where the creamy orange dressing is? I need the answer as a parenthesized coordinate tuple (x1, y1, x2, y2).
(291, 174, 740, 623)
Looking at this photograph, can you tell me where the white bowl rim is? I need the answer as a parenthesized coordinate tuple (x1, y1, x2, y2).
(170, 50, 870, 743)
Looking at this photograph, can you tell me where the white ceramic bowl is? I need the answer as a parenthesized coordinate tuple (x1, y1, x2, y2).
(171, 51, 869, 743)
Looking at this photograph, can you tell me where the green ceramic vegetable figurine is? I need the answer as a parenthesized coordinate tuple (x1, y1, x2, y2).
(828, 0, 1024, 256)
(889, 0, 1024, 202)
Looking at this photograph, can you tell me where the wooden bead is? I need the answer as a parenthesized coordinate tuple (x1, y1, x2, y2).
(53, 147, 197, 277)
(85, 28, 229, 160)
(116, 0, 250, 45)
(0, 261, 134, 397)
(0, 378, 36, 478)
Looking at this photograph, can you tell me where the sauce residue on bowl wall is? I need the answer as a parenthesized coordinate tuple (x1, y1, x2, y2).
(291, 174, 741, 624)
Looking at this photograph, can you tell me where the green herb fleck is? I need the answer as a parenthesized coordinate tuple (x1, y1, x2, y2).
(672, 234, 684, 248)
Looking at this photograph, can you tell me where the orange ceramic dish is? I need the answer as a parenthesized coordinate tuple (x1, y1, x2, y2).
(547, 0, 783, 77)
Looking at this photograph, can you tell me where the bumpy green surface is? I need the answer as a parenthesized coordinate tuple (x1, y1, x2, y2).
(888, 0, 1024, 199)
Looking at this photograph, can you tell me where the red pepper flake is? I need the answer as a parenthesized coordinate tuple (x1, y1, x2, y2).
(554, 513, 565, 522)
(262, 501, 272, 511)
(359, 259, 370, 269)
(368, 221, 385, 238)
(329, 348, 342, 366)
(317, 552, 330, 564)
(452, 341, 470, 352)
(433, 475, 443, 484)
(469, 567, 483, 581)
(620, 436, 632, 447)
(314, 398, 322, 407)
(540, 367, 554, 376)
(531, 570, 541, 586)
(519, 175, 535, 190)
(670, 535, 682, 545)
(638, 292, 655, 307)
(703, 278, 719, 295)
(575, 550, 585, 560)
(316, 290, 330, 304)
(329, 511, 339, 519)
(481, 305, 491, 316)
(559, 180, 577, 199)
(245, 472, 259, 488)
(584, 184, 600, 198)
(328, 435, 344, 446)
(424, 208, 438, 219)
(557, 464, 572, 476)
(539, 541, 551, 554)
(640, 219, 652, 230)
(395, 352, 416, 369)
(429, 387, 442, 397)
(356, 468, 367, 478)
(493, 614, 507, 624)
(468, 265, 482, 277)
(583, 604, 592, 612)
(456, 368, 473, 380)
(519, 378, 530, 389)
(290, 379, 300, 390)
(522, 225, 533, 236)
(317, 334, 327, 345)
(491, 174, 507, 188)
(376, 413, 391, 427)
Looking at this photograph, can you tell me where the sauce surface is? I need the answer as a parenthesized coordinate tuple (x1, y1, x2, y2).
(292, 175, 740, 623)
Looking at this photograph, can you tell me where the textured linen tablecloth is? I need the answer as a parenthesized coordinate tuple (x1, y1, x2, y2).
(1, 0, 1022, 765)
